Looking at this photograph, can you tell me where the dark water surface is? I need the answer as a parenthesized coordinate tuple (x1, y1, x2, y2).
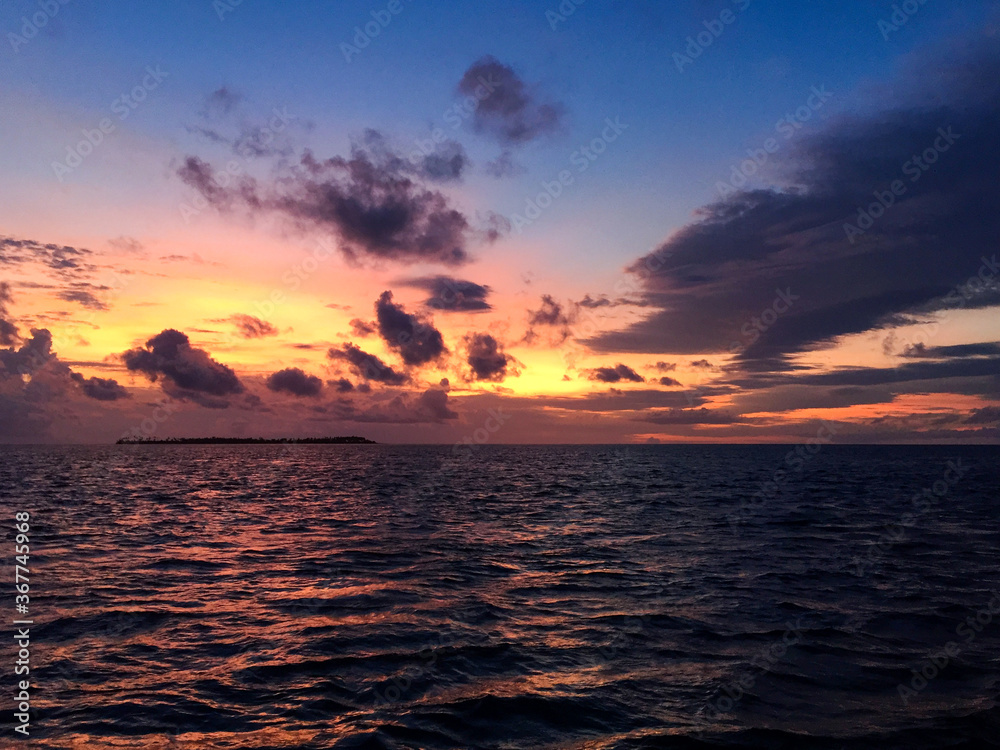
(1, 444, 998, 749)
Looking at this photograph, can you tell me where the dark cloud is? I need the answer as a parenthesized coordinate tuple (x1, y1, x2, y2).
(465, 333, 513, 381)
(524, 294, 575, 345)
(0, 328, 56, 379)
(70, 372, 130, 401)
(176, 157, 236, 208)
(229, 314, 279, 339)
(457, 56, 565, 145)
(324, 388, 457, 423)
(766, 356, 1000, 389)
(177, 135, 474, 265)
(689, 360, 717, 370)
(588, 364, 645, 383)
(416, 389, 458, 421)
(528, 294, 571, 327)
(966, 406, 1000, 425)
(349, 318, 377, 337)
(638, 408, 743, 425)
(358, 128, 468, 184)
(401, 276, 492, 312)
(332, 377, 354, 393)
(588, 43, 1000, 371)
(417, 140, 468, 182)
(327, 343, 408, 385)
(122, 329, 245, 407)
(1, 329, 134, 440)
(653, 361, 677, 372)
(0, 236, 93, 274)
(375, 291, 447, 366)
(57, 287, 108, 311)
(0, 282, 19, 345)
(658, 376, 682, 387)
(576, 294, 652, 310)
(266, 367, 323, 397)
(578, 294, 613, 309)
(902, 342, 1000, 359)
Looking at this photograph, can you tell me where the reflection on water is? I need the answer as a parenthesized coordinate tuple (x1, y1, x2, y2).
(2, 444, 999, 748)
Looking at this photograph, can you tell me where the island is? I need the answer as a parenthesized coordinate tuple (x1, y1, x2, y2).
(115, 436, 376, 445)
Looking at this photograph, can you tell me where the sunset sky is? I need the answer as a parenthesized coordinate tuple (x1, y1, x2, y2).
(1, 0, 998, 443)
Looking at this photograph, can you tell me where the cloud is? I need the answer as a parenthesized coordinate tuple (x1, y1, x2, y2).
(528, 294, 571, 326)
(588, 364, 645, 383)
(484, 149, 523, 178)
(1, 329, 130, 440)
(457, 56, 565, 145)
(121, 329, 245, 407)
(229, 314, 279, 339)
(203, 86, 242, 117)
(357, 128, 468, 184)
(0, 282, 19, 345)
(576, 294, 651, 310)
(70, 372, 130, 401)
(108, 236, 144, 254)
(465, 333, 513, 381)
(266, 367, 323, 397)
(375, 291, 447, 366)
(658, 376, 682, 386)
(415, 139, 468, 183)
(0, 236, 95, 278)
(177, 134, 475, 264)
(324, 387, 458, 423)
(0, 328, 56, 378)
(415, 388, 458, 421)
(478, 212, 512, 244)
(57, 286, 109, 310)
(332, 377, 354, 393)
(966, 406, 1000, 425)
(349, 318, 377, 337)
(902, 342, 1000, 359)
(638, 408, 742, 425)
(577, 294, 613, 309)
(587, 41, 1000, 371)
(401, 276, 492, 312)
(327, 343, 408, 385)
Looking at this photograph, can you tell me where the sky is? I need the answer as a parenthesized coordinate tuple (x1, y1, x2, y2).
(0, 0, 998, 444)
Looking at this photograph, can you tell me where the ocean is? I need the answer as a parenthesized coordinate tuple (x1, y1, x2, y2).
(1, 444, 998, 749)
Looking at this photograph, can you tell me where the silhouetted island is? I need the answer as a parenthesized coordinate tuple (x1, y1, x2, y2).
(115, 436, 376, 445)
